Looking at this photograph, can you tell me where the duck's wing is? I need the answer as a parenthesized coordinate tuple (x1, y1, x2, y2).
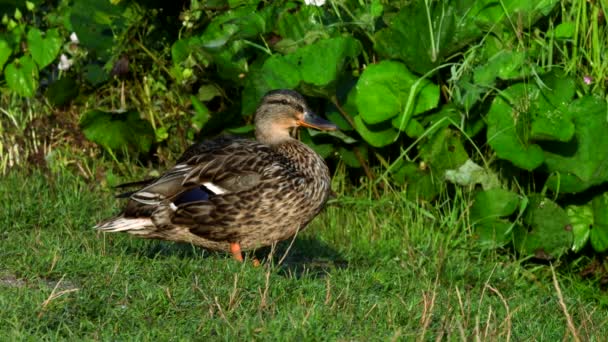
(112, 136, 243, 199)
(123, 137, 271, 218)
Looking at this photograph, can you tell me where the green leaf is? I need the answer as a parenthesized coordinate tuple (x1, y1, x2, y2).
(226, 124, 254, 134)
(355, 61, 439, 125)
(0, 39, 11, 71)
(530, 72, 576, 142)
(553, 22, 576, 39)
(325, 110, 353, 131)
(300, 129, 334, 159)
(513, 195, 572, 259)
(353, 115, 399, 148)
(475, 220, 518, 249)
(471, 189, 520, 222)
(4, 56, 38, 97)
(83, 63, 108, 86)
(374, 0, 482, 74)
(171, 38, 190, 65)
(418, 127, 468, 175)
(241, 55, 300, 115)
(591, 193, 608, 252)
(285, 36, 361, 89)
(309, 129, 357, 144)
(27, 28, 62, 69)
(80, 110, 155, 154)
(71, 0, 126, 60)
(445, 159, 500, 189)
(396, 118, 424, 138)
(190, 96, 210, 131)
(544, 97, 608, 193)
(565, 193, 608, 253)
(200, 7, 265, 50)
(474, 50, 532, 84)
(370, 0, 383, 17)
(46, 77, 78, 106)
(276, 4, 329, 49)
(242, 37, 361, 114)
(486, 74, 576, 171)
(390, 160, 438, 201)
(486, 103, 535, 168)
(472, 0, 559, 30)
(337, 145, 367, 168)
(197, 84, 222, 102)
(566, 204, 592, 252)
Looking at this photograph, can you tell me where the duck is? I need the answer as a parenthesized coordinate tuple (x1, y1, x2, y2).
(94, 89, 338, 262)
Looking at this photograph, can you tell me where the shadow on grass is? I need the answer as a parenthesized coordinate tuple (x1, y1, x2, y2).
(120, 236, 348, 278)
(255, 237, 348, 279)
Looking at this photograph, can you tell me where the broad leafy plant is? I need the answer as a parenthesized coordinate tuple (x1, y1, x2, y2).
(3, 0, 608, 261)
(1, 2, 63, 97)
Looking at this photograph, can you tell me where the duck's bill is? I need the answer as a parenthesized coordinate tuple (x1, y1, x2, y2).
(297, 110, 338, 131)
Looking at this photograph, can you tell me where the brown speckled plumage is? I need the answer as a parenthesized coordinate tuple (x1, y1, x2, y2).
(95, 89, 337, 258)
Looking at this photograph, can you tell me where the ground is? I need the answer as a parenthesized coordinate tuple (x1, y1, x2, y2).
(0, 170, 606, 340)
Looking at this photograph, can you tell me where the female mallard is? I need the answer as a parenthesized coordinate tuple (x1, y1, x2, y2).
(95, 89, 337, 262)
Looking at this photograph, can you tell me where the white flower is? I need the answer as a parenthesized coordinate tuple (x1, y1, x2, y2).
(58, 54, 73, 71)
(304, 0, 325, 6)
(69, 32, 79, 44)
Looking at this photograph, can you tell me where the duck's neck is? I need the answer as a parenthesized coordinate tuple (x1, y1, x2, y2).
(255, 127, 293, 145)
(272, 138, 329, 179)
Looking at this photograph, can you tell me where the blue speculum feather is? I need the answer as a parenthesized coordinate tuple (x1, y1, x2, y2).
(173, 187, 211, 204)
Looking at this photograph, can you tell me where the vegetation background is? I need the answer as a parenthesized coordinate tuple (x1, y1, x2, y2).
(1, 0, 608, 339)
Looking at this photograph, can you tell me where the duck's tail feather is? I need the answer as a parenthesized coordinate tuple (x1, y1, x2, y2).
(94, 216, 155, 234)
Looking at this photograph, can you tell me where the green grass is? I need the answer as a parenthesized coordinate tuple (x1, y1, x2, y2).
(1, 169, 606, 340)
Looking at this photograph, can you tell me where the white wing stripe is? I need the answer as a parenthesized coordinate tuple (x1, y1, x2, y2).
(202, 182, 227, 195)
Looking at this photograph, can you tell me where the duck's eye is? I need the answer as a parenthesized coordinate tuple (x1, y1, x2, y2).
(267, 98, 304, 112)
(267, 99, 290, 106)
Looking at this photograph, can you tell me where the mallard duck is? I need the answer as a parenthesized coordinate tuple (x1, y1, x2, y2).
(95, 89, 337, 262)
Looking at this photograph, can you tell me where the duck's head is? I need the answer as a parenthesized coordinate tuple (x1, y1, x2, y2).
(255, 89, 337, 144)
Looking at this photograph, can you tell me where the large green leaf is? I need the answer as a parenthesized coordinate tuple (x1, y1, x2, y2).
(46, 77, 78, 106)
(211, 40, 250, 81)
(418, 127, 468, 175)
(353, 115, 398, 148)
(0, 39, 11, 71)
(470, 189, 520, 222)
(275, 3, 331, 52)
(199, 6, 266, 50)
(486, 74, 576, 171)
(469, 187, 521, 248)
(445, 159, 501, 190)
(27, 28, 62, 69)
(565, 193, 608, 253)
(473, 50, 532, 85)
(591, 194, 608, 252)
(190, 96, 210, 131)
(374, 0, 482, 74)
(513, 195, 572, 259)
(80, 110, 155, 154)
(285, 37, 361, 89)
(242, 37, 361, 114)
(471, 0, 559, 30)
(566, 204, 592, 253)
(390, 160, 438, 201)
(355, 61, 439, 126)
(241, 55, 300, 115)
(543, 97, 608, 193)
(71, 0, 126, 60)
(4, 56, 38, 97)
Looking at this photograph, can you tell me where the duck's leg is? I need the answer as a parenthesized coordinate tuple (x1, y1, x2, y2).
(229, 242, 244, 262)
